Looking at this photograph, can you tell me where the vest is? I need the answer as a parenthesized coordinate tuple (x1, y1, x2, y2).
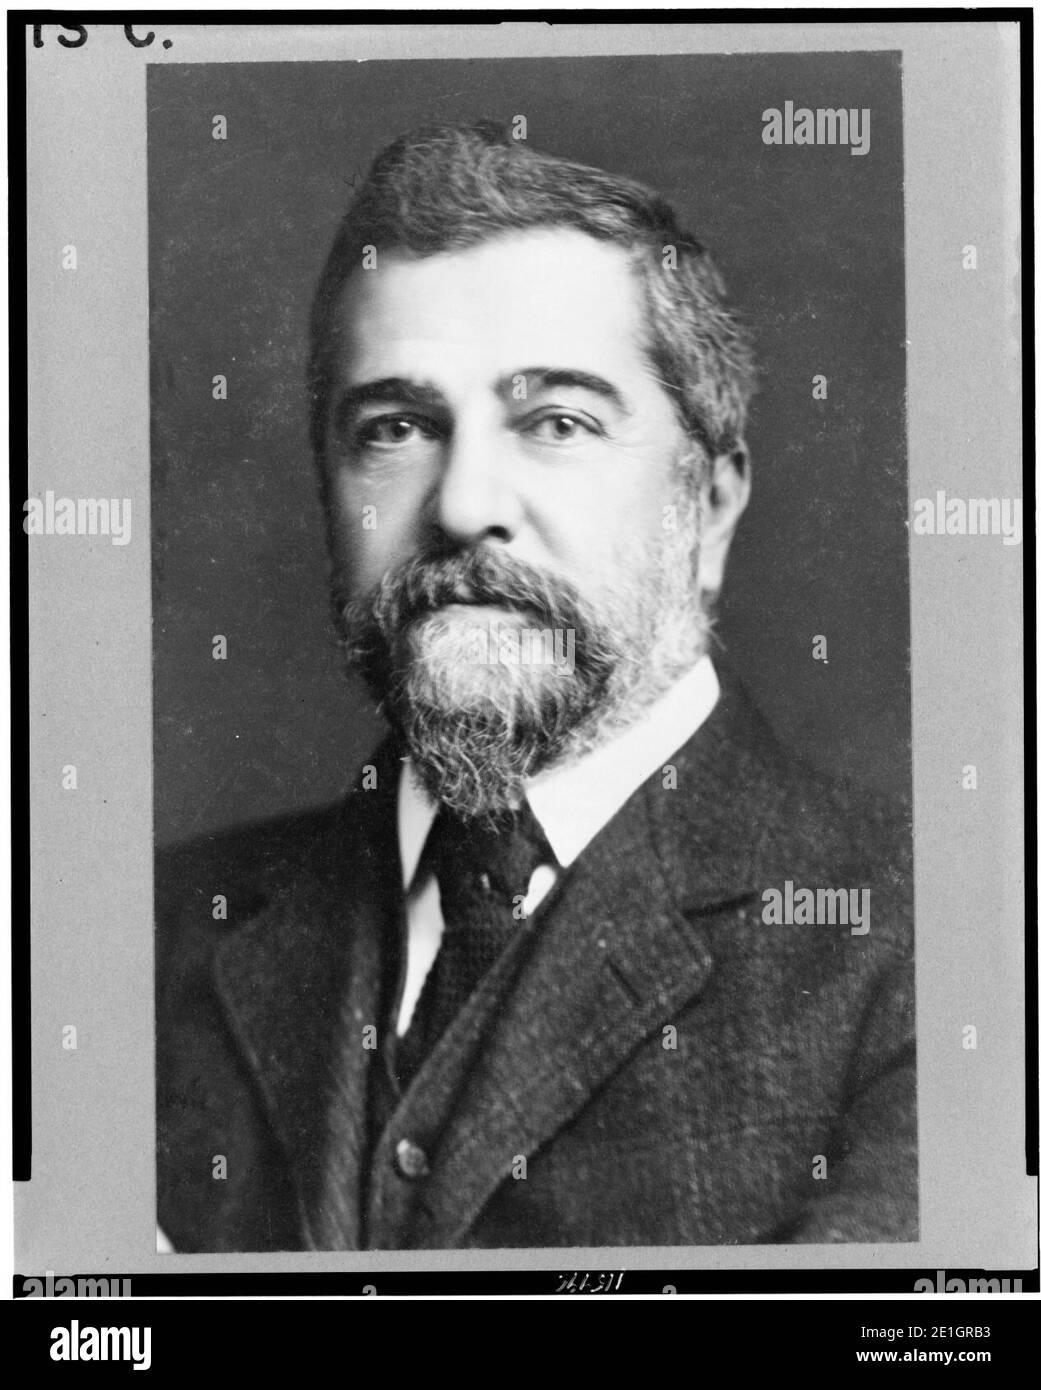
(359, 887, 551, 1249)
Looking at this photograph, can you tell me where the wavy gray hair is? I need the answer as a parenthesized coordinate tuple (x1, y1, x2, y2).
(308, 121, 755, 468)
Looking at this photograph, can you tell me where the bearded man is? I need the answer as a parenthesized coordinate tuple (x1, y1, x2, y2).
(156, 123, 917, 1252)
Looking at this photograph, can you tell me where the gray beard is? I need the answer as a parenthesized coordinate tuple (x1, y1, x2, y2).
(335, 536, 709, 825)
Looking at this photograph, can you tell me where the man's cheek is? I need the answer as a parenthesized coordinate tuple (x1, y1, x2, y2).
(332, 501, 409, 582)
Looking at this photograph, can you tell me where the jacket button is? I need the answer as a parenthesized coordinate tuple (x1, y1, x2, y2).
(395, 1138, 430, 1180)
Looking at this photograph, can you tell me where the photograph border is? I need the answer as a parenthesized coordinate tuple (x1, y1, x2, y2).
(15, 12, 1033, 1292)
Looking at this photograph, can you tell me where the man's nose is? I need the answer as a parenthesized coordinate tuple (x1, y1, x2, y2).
(432, 423, 523, 545)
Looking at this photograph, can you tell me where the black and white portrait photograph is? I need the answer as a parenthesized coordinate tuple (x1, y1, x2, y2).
(150, 51, 916, 1252)
(14, 14, 1030, 1341)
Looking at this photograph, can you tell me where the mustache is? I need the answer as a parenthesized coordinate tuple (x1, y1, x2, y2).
(341, 547, 591, 637)
(334, 546, 624, 820)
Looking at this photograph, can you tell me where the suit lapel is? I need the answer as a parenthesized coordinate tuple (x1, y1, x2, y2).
(212, 739, 404, 1250)
(392, 674, 790, 1248)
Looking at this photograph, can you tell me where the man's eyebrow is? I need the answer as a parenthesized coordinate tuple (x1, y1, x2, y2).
(502, 368, 634, 415)
(332, 378, 448, 426)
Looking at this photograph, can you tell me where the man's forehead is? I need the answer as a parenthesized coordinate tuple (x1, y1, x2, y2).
(333, 227, 649, 383)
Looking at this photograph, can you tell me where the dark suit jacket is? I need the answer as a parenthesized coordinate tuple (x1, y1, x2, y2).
(156, 678, 917, 1251)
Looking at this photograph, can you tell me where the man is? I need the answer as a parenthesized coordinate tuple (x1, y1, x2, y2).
(156, 123, 916, 1251)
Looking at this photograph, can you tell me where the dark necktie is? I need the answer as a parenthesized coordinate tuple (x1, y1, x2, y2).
(395, 798, 556, 1087)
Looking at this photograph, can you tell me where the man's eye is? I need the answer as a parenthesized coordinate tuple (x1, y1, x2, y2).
(354, 415, 439, 448)
(525, 412, 598, 443)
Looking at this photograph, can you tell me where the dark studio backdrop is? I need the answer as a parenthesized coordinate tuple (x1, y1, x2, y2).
(149, 51, 909, 848)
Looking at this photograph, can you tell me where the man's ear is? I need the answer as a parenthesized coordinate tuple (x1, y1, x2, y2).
(695, 444, 751, 597)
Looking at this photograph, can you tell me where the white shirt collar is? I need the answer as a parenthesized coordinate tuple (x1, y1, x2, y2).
(397, 654, 720, 887)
